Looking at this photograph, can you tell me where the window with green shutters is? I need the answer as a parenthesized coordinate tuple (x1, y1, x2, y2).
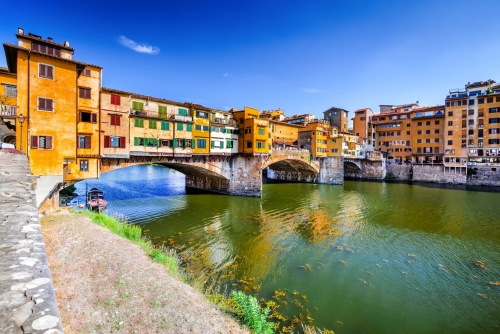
(161, 122, 170, 130)
(172, 138, 177, 148)
(198, 139, 206, 148)
(192, 139, 196, 149)
(258, 128, 265, 135)
(195, 125, 202, 130)
(176, 123, 183, 131)
(203, 126, 209, 131)
(158, 105, 167, 118)
(178, 108, 188, 116)
(149, 120, 157, 129)
(186, 124, 192, 132)
(134, 118, 144, 128)
(132, 101, 144, 110)
(134, 137, 141, 146)
(211, 140, 215, 149)
(226, 140, 233, 148)
(220, 141, 224, 149)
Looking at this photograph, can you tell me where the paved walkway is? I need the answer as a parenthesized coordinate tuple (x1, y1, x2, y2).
(0, 151, 63, 333)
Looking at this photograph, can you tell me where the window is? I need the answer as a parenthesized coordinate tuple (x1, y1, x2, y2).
(426, 121, 431, 125)
(226, 140, 234, 149)
(246, 141, 252, 148)
(110, 115, 121, 126)
(448, 121, 453, 126)
(161, 122, 170, 130)
(104, 136, 126, 148)
(468, 119, 474, 125)
(446, 102, 450, 107)
(417, 147, 422, 153)
(178, 108, 188, 116)
(256, 141, 266, 149)
(134, 137, 144, 146)
(435, 129, 439, 134)
(177, 123, 183, 131)
(489, 139, 500, 145)
(38, 63, 54, 79)
(425, 139, 430, 143)
(360, 117, 366, 120)
(132, 101, 144, 110)
(417, 139, 422, 143)
(417, 122, 422, 126)
(258, 128, 265, 135)
(448, 111, 453, 116)
(417, 130, 422, 135)
(245, 128, 252, 134)
(489, 118, 500, 124)
(82, 68, 91, 76)
(38, 97, 53, 111)
(4, 84, 17, 97)
(186, 124, 192, 132)
(32, 42, 61, 56)
(110, 94, 121, 105)
(197, 139, 207, 148)
(448, 140, 453, 145)
(490, 108, 498, 113)
(487, 98, 493, 103)
(435, 120, 440, 125)
(406, 131, 410, 135)
(469, 99, 475, 105)
(158, 105, 167, 118)
(80, 160, 89, 171)
(134, 118, 144, 128)
(406, 123, 410, 127)
(80, 111, 97, 123)
(478, 98, 484, 104)
(196, 110, 208, 118)
(78, 135, 91, 148)
(161, 140, 170, 147)
(448, 130, 452, 135)
(203, 125, 209, 131)
(79, 88, 91, 99)
(426, 130, 430, 134)
(31, 135, 52, 149)
(469, 129, 474, 135)
(148, 120, 157, 129)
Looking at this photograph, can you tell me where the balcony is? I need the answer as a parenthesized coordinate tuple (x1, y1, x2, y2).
(1, 106, 17, 117)
(130, 109, 193, 122)
(211, 118, 237, 126)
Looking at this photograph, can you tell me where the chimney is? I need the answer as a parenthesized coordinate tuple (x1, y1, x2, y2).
(64, 41, 70, 47)
(48, 37, 53, 42)
(18, 27, 24, 35)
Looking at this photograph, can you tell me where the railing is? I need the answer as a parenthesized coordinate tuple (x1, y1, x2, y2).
(211, 118, 237, 126)
(130, 109, 193, 122)
(271, 149, 310, 156)
(1, 106, 17, 116)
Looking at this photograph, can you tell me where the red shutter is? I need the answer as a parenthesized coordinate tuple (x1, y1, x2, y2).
(116, 96, 121, 105)
(116, 115, 121, 126)
(91, 113, 97, 123)
(46, 136, 53, 149)
(31, 136, 38, 149)
(109, 115, 115, 126)
(104, 136, 110, 148)
(39, 64, 45, 77)
(32, 42, 38, 51)
(55, 49, 61, 57)
(47, 99, 53, 111)
(40, 45, 47, 54)
(119, 137, 126, 148)
(84, 136, 91, 149)
(47, 66, 53, 79)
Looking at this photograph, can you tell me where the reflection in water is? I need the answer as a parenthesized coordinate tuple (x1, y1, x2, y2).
(73, 165, 500, 333)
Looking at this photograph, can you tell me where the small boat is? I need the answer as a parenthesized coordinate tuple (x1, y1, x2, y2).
(86, 187, 107, 211)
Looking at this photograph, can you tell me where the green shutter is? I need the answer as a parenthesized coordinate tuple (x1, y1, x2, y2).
(177, 123, 183, 131)
(144, 138, 150, 146)
(149, 120, 157, 129)
(211, 140, 215, 149)
(221, 141, 224, 149)
(158, 105, 167, 118)
(173, 139, 177, 148)
(192, 139, 196, 149)
(132, 101, 144, 110)
(150, 138, 158, 147)
(178, 108, 188, 116)
(186, 124, 192, 132)
(134, 118, 144, 128)
(134, 137, 140, 146)
(161, 122, 169, 130)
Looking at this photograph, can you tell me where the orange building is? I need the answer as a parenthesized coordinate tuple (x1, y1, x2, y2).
(233, 107, 270, 154)
(298, 120, 331, 157)
(410, 106, 445, 164)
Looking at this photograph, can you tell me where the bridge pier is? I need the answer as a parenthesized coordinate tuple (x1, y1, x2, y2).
(318, 156, 344, 184)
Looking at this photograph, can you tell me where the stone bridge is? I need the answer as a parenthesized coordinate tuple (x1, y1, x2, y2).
(343, 157, 386, 180)
(100, 150, 344, 196)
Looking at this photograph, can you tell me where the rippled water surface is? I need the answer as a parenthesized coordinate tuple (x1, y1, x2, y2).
(72, 165, 500, 333)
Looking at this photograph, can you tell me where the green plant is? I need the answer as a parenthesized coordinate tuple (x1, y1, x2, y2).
(231, 291, 274, 334)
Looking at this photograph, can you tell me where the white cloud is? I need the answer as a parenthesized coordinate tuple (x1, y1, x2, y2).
(118, 36, 159, 55)
(223, 73, 228, 77)
(303, 88, 319, 93)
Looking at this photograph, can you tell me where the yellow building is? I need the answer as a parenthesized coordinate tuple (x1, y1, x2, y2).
(268, 120, 302, 149)
(3, 28, 103, 206)
(326, 128, 342, 157)
(0, 66, 18, 144)
(191, 104, 211, 154)
(298, 120, 331, 157)
(260, 108, 285, 121)
(233, 107, 270, 154)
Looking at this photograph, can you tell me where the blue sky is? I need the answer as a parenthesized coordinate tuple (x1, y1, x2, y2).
(1, 0, 499, 121)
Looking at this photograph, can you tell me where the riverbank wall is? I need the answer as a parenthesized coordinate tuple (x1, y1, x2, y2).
(0, 151, 63, 333)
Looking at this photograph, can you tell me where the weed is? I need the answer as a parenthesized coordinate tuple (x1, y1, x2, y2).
(231, 291, 274, 334)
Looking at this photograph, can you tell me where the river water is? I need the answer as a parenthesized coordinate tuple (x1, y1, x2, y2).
(71, 165, 500, 333)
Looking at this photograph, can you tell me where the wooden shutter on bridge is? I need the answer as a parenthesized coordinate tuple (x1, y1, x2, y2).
(119, 137, 126, 148)
(104, 136, 110, 148)
(46, 136, 53, 149)
(31, 136, 38, 148)
(91, 113, 97, 123)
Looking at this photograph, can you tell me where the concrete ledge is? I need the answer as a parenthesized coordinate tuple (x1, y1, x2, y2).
(0, 152, 63, 333)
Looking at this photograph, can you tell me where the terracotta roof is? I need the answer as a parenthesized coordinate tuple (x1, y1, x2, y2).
(102, 87, 133, 95)
(3, 43, 102, 69)
(0, 66, 15, 76)
(355, 108, 370, 113)
(412, 105, 445, 111)
(372, 110, 412, 117)
(17, 33, 74, 51)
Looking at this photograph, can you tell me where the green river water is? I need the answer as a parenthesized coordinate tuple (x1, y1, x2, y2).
(74, 166, 500, 333)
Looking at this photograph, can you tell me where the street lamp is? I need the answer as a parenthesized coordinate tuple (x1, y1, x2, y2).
(18, 114, 25, 151)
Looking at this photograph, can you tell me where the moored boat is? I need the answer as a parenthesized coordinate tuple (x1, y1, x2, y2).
(86, 187, 107, 211)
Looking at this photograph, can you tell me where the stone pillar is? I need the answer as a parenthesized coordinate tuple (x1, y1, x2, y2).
(185, 175, 230, 194)
(228, 155, 262, 196)
(318, 156, 344, 184)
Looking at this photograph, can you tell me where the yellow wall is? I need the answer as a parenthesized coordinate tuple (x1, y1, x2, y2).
(192, 108, 210, 154)
(326, 136, 342, 156)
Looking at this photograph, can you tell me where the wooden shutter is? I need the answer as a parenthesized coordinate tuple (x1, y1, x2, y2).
(134, 137, 140, 146)
(39, 64, 45, 77)
(46, 136, 53, 149)
(38, 97, 45, 110)
(32, 42, 39, 51)
(116, 95, 121, 105)
(221, 141, 224, 149)
(84, 136, 91, 149)
(46, 99, 53, 111)
(119, 137, 126, 148)
(115, 115, 121, 126)
(109, 115, 115, 126)
(31, 136, 38, 148)
(104, 136, 110, 148)
(91, 113, 97, 123)
(55, 49, 61, 57)
(47, 66, 53, 79)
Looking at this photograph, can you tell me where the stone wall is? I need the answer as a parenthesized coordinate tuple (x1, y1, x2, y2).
(228, 155, 262, 196)
(467, 166, 500, 186)
(385, 162, 412, 180)
(266, 168, 318, 182)
(345, 159, 386, 180)
(412, 164, 466, 184)
(318, 156, 343, 184)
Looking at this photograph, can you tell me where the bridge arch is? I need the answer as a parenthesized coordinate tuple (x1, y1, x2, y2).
(262, 151, 320, 182)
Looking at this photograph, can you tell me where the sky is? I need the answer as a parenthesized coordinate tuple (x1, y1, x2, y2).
(1, 0, 500, 122)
